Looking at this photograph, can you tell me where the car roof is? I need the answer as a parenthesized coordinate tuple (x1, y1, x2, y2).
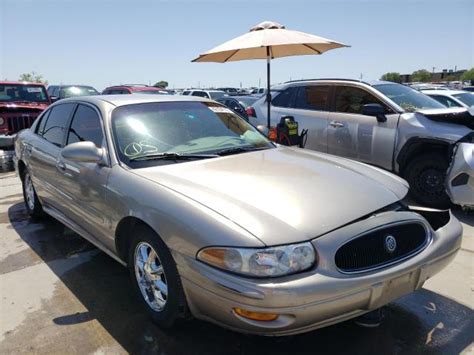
(57, 94, 214, 107)
(274, 78, 398, 90)
(52, 84, 97, 89)
(104, 85, 161, 91)
(421, 89, 468, 95)
(0, 81, 46, 86)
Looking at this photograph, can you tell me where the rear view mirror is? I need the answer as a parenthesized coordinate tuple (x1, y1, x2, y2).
(362, 103, 387, 123)
(257, 125, 269, 136)
(61, 141, 104, 164)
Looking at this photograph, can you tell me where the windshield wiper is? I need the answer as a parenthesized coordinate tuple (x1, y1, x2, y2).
(129, 152, 219, 162)
(215, 146, 270, 156)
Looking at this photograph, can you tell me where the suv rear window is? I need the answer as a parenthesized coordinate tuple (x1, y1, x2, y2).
(272, 87, 297, 107)
(294, 86, 330, 110)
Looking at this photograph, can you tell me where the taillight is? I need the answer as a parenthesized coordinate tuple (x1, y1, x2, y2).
(246, 106, 256, 117)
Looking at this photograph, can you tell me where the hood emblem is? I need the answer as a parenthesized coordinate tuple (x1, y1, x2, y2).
(384, 235, 397, 253)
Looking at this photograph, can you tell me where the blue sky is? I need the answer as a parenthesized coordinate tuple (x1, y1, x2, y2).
(1, 0, 472, 90)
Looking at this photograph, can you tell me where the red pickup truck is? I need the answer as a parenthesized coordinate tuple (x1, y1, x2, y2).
(0, 81, 51, 170)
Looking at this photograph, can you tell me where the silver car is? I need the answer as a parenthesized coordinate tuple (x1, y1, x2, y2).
(14, 95, 463, 335)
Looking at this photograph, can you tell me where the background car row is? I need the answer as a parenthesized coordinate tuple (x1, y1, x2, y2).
(1, 79, 473, 211)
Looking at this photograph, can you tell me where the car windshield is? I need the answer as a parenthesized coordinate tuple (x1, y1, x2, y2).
(60, 86, 99, 98)
(453, 92, 474, 107)
(112, 101, 274, 167)
(0, 84, 49, 103)
(209, 92, 226, 99)
(374, 84, 445, 112)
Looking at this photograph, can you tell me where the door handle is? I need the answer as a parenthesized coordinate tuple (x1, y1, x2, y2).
(329, 120, 345, 128)
(56, 161, 67, 172)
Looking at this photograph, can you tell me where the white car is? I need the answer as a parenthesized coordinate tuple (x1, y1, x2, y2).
(181, 89, 227, 100)
(422, 89, 474, 109)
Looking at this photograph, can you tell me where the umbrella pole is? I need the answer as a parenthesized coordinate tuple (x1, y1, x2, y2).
(266, 46, 271, 128)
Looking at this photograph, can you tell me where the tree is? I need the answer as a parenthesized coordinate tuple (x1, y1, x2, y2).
(460, 68, 474, 82)
(380, 72, 401, 83)
(411, 69, 431, 83)
(153, 80, 168, 88)
(18, 71, 48, 85)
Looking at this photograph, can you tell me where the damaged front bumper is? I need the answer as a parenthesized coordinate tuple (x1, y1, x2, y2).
(446, 142, 474, 209)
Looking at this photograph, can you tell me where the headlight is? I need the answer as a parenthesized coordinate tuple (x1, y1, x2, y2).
(197, 242, 316, 277)
(0, 117, 4, 126)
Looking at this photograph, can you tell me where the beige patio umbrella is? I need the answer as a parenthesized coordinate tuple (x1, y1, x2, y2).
(192, 21, 349, 127)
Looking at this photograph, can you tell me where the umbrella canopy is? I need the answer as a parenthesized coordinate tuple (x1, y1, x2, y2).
(192, 21, 349, 128)
(192, 21, 348, 63)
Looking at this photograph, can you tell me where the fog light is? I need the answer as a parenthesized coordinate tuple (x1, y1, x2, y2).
(233, 308, 279, 321)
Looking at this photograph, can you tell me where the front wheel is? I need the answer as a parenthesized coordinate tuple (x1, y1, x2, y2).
(404, 153, 451, 209)
(22, 170, 44, 218)
(128, 225, 189, 328)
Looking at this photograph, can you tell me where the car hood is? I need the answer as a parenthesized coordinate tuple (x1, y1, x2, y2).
(134, 147, 408, 246)
(0, 102, 49, 111)
(417, 107, 473, 129)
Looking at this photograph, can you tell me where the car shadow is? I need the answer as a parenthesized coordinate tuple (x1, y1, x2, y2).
(7, 202, 474, 354)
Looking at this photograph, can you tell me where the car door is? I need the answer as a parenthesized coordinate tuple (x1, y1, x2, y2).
(327, 85, 399, 169)
(54, 103, 111, 239)
(290, 85, 331, 152)
(27, 103, 76, 209)
(268, 85, 330, 152)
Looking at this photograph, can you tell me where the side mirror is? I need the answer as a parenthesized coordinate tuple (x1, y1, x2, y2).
(257, 125, 269, 136)
(50, 96, 59, 103)
(362, 103, 387, 122)
(61, 141, 104, 164)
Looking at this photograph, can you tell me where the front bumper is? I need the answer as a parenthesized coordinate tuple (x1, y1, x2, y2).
(174, 210, 462, 336)
(446, 143, 474, 209)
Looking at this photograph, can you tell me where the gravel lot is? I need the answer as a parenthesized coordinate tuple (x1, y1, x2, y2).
(0, 171, 472, 354)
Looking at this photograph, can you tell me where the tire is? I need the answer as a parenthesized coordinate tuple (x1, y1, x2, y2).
(128, 224, 190, 328)
(404, 153, 451, 209)
(21, 170, 44, 218)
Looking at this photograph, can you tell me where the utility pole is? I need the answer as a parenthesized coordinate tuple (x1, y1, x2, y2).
(432, 67, 436, 73)
(359, 73, 363, 81)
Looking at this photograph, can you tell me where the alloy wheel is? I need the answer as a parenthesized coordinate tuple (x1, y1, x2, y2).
(134, 242, 168, 311)
(24, 173, 36, 211)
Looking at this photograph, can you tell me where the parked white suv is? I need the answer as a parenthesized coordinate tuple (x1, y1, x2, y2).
(181, 89, 227, 100)
(249, 79, 473, 209)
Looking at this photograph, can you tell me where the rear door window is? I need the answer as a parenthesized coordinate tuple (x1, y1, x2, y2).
(40, 103, 76, 146)
(67, 104, 104, 147)
(272, 87, 297, 107)
(294, 85, 331, 111)
(36, 109, 52, 135)
(334, 86, 386, 114)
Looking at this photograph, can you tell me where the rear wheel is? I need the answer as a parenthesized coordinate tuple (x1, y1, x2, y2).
(22, 170, 44, 218)
(404, 153, 451, 208)
(128, 225, 189, 328)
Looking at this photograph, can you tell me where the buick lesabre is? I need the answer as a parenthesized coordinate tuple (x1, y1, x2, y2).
(14, 95, 462, 335)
